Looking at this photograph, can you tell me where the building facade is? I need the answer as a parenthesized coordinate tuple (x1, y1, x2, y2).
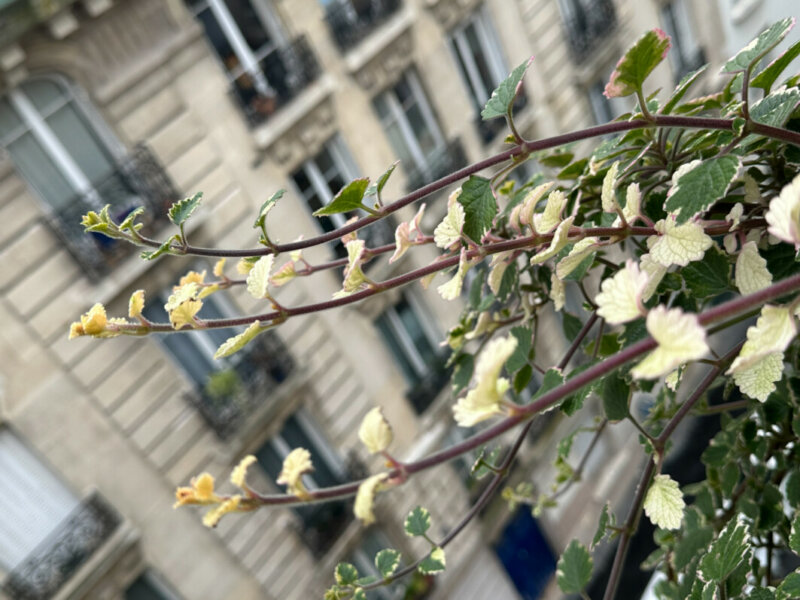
(0, 1, 728, 598)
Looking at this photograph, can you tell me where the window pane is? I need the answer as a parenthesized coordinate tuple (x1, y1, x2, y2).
(195, 5, 238, 75)
(280, 415, 340, 488)
(47, 104, 115, 185)
(381, 120, 415, 168)
(21, 79, 66, 115)
(396, 299, 438, 366)
(375, 313, 419, 385)
(0, 98, 24, 142)
(6, 133, 74, 209)
(224, 0, 274, 53)
(125, 572, 180, 600)
(404, 102, 437, 158)
(464, 23, 495, 103)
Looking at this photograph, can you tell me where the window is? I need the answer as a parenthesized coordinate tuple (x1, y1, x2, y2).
(660, 0, 704, 81)
(322, 0, 403, 51)
(185, 0, 318, 124)
(144, 287, 293, 438)
(254, 411, 351, 555)
(0, 430, 79, 572)
(375, 295, 446, 413)
(557, 0, 616, 61)
(450, 5, 520, 142)
(373, 70, 446, 185)
(125, 570, 181, 600)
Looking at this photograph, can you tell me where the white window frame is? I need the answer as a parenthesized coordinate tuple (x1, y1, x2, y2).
(374, 70, 445, 176)
(185, 0, 287, 95)
(449, 5, 508, 110)
(0, 75, 123, 212)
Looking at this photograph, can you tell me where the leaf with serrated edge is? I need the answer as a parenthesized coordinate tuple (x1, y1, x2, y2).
(481, 57, 533, 120)
(595, 260, 648, 325)
(662, 65, 708, 114)
(313, 178, 370, 216)
(752, 38, 800, 91)
(458, 176, 497, 242)
(766, 174, 800, 248)
(779, 571, 800, 597)
(434, 201, 465, 249)
(605, 29, 671, 98)
(632, 306, 709, 379)
(735, 241, 772, 295)
(335, 563, 359, 586)
(375, 549, 401, 578)
(253, 189, 285, 229)
(664, 156, 740, 224)
(647, 217, 713, 267)
(418, 547, 446, 575)
(214, 321, 264, 359)
(698, 517, 750, 583)
(530, 217, 575, 264)
(592, 503, 612, 549)
(168, 192, 202, 226)
(556, 540, 593, 594)
(644, 474, 685, 530)
(404, 506, 431, 537)
(374, 161, 399, 195)
(358, 407, 393, 454)
(750, 87, 800, 127)
(722, 18, 795, 73)
(246, 255, 274, 299)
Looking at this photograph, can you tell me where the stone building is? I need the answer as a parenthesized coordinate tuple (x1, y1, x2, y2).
(0, 1, 727, 599)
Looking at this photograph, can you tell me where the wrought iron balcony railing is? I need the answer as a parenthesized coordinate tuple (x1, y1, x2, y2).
(561, 0, 617, 62)
(404, 138, 468, 193)
(47, 144, 177, 281)
(231, 35, 321, 127)
(188, 331, 296, 440)
(2, 492, 121, 600)
(324, 0, 403, 52)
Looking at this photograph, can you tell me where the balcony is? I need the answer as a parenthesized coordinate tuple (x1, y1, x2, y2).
(231, 36, 321, 127)
(561, 0, 617, 63)
(2, 492, 121, 600)
(404, 138, 468, 192)
(324, 0, 403, 52)
(47, 144, 177, 281)
(188, 331, 296, 440)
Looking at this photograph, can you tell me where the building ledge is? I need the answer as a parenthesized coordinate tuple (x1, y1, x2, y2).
(344, 6, 414, 76)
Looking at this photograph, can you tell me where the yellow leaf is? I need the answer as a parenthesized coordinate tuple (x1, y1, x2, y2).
(246, 255, 274, 299)
(214, 321, 264, 359)
(354, 473, 388, 525)
(277, 448, 313, 498)
(632, 306, 709, 379)
(128, 290, 145, 319)
(230, 455, 257, 490)
(358, 407, 393, 454)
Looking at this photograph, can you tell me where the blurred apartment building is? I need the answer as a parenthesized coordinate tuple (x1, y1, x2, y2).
(0, 1, 727, 598)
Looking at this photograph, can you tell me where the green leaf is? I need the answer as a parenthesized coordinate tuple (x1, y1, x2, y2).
(335, 562, 359, 586)
(674, 509, 714, 571)
(556, 539, 593, 594)
(452, 353, 474, 393)
(352, 589, 367, 600)
(253, 189, 285, 230)
(682, 246, 731, 298)
(557, 158, 588, 180)
(662, 65, 708, 114)
(698, 517, 751, 583)
(313, 178, 371, 216)
(468, 268, 486, 309)
(417, 547, 446, 575)
(604, 29, 672, 98)
(506, 326, 532, 373)
(375, 549, 401, 579)
(748, 588, 776, 600)
(592, 503, 612, 549)
(471, 446, 502, 479)
(513, 364, 533, 394)
(497, 262, 518, 302)
(722, 18, 795, 73)
(118, 206, 145, 232)
(560, 361, 597, 416)
(750, 87, 800, 127)
(602, 374, 630, 421)
(534, 368, 565, 401)
(457, 176, 497, 242)
(779, 570, 800, 597)
(404, 507, 431, 537)
(370, 161, 399, 196)
(664, 155, 740, 224)
(168, 192, 202, 226)
(786, 470, 800, 508)
(789, 513, 800, 554)
(561, 312, 583, 342)
(751, 39, 800, 92)
(481, 57, 533, 120)
(140, 234, 181, 261)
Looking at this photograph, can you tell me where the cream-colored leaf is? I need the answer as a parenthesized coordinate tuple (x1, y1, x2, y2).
(556, 237, 598, 279)
(246, 255, 275, 299)
(743, 174, 761, 205)
(354, 473, 388, 525)
(519, 182, 555, 231)
(213, 258, 226, 278)
(735, 241, 772, 296)
(595, 260, 648, 325)
(723, 233, 738, 255)
(647, 217, 713, 267)
(165, 283, 202, 330)
(214, 320, 264, 359)
(533, 190, 567, 234)
(550, 272, 565, 312)
(624, 182, 641, 221)
(465, 311, 497, 341)
(270, 260, 297, 287)
(632, 306, 709, 379)
(488, 261, 509, 296)
(732, 352, 784, 402)
(277, 448, 313, 498)
(358, 407, 393, 454)
(601, 162, 620, 214)
(644, 474, 685, 530)
(202, 495, 241, 528)
(128, 290, 145, 319)
(726, 202, 744, 231)
(342, 239, 367, 292)
(639, 254, 667, 301)
(765, 173, 800, 247)
(530, 216, 575, 265)
(438, 249, 470, 301)
(434, 201, 465, 249)
(230, 455, 256, 489)
(728, 305, 796, 374)
(390, 221, 411, 263)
